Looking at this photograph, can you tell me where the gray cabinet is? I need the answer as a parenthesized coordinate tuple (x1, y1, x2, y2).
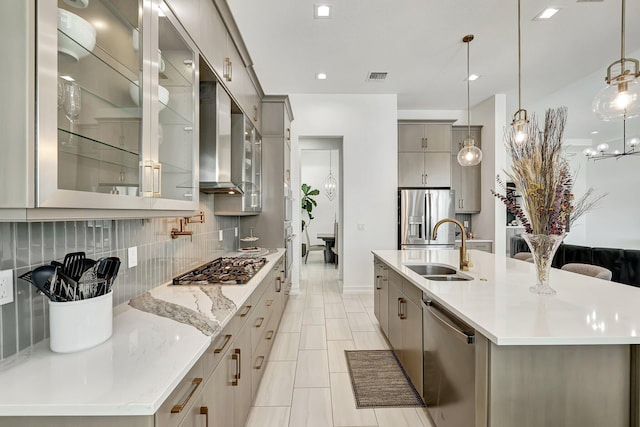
(378, 261, 423, 398)
(398, 123, 451, 188)
(451, 126, 481, 213)
(374, 260, 389, 337)
(398, 124, 451, 152)
(398, 152, 451, 187)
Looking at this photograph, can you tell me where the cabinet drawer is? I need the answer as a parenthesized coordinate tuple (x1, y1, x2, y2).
(251, 324, 275, 400)
(250, 294, 274, 353)
(156, 360, 204, 427)
(401, 279, 422, 306)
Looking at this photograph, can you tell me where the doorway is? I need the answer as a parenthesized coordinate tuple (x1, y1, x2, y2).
(300, 137, 343, 284)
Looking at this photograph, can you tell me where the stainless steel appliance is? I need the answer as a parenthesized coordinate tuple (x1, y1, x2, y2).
(399, 189, 455, 249)
(422, 295, 475, 427)
(172, 257, 267, 285)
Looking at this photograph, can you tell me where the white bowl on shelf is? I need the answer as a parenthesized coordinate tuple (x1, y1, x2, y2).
(129, 81, 170, 111)
(57, 8, 96, 61)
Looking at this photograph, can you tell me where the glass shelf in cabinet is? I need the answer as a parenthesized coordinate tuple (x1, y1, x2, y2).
(58, 128, 140, 169)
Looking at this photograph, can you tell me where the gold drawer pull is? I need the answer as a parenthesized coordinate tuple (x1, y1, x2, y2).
(266, 299, 273, 307)
(171, 378, 203, 413)
(266, 330, 274, 340)
(239, 305, 252, 317)
(231, 348, 241, 386)
(200, 406, 209, 427)
(254, 356, 265, 370)
(213, 334, 232, 354)
(255, 317, 264, 328)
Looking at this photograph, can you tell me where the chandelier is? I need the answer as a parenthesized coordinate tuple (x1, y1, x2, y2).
(584, 114, 640, 160)
(324, 151, 337, 201)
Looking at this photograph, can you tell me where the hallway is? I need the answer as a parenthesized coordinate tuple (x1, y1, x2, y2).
(245, 252, 433, 427)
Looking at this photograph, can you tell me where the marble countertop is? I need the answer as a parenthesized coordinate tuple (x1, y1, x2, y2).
(0, 249, 285, 417)
(373, 249, 640, 346)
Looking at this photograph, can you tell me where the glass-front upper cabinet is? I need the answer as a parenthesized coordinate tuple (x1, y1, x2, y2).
(36, 0, 197, 211)
(252, 131, 262, 211)
(241, 120, 261, 213)
(149, 1, 198, 208)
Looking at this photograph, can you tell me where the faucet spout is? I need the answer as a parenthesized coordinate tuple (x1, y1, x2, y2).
(432, 218, 471, 271)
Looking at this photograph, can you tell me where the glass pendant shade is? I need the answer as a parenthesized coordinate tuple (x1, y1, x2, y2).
(593, 78, 640, 120)
(457, 137, 483, 166)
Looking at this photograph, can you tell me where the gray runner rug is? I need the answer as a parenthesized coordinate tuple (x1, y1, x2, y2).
(345, 350, 425, 408)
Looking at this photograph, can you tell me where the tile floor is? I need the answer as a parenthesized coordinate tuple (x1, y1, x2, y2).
(245, 253, 434, 427)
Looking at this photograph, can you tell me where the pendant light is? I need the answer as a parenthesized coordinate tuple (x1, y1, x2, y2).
(324, 151, 337, 201)
(511, 0, 529, 143)
(593, 0, 640, 121)
(457, 34, 483, 166)
(584, 112, 640, 160)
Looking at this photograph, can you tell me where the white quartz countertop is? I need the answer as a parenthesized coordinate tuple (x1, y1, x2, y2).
(0, 250, 285, 417)
(373, 249, 640, 346)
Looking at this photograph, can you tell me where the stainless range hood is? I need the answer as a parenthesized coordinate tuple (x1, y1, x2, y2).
(199, 82, 243, 194)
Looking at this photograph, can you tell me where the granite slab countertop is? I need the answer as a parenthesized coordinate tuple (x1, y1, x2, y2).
(0, 249, 285, 417)
(374, 249, 640, 346)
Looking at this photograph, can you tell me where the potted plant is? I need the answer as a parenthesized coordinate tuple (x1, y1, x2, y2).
(301, 183, 319, 257)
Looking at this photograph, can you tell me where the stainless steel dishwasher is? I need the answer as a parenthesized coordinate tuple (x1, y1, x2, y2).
(422, 295, 476, 427)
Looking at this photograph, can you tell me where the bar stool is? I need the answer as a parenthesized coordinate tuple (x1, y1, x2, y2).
(561, 263, 612, 281)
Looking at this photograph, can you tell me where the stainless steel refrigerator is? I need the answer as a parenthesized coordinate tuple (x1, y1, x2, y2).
(399, 189, 455, 249)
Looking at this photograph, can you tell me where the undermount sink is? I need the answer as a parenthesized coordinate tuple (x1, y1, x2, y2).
(405, 264, 472, 281)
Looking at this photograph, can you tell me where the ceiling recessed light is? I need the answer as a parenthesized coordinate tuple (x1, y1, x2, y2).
(316, 73, 327, 80)
(534, 7, 559, 20)
(591, 131, 599, 134)
(468, 74, 480, 81)
(314, 4, 332, 19)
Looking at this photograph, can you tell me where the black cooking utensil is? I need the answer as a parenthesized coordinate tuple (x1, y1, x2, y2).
(19, 266, 59, 301)
(63, 252, 86, 281)
(96, 257, 121, 295)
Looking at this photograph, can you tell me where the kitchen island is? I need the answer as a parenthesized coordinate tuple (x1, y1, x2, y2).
(0, 250, 286, 427)
(373, 249, 639, 427)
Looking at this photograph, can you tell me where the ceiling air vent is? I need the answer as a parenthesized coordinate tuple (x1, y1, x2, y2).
(367, 72, 388, 81)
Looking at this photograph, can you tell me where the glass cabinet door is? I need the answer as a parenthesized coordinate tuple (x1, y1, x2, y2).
(38, 0, 148, 208)
(252, 132, 262, 211)
(152, 1, 198, 205)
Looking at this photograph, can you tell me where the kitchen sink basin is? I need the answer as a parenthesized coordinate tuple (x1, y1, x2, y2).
(423, 274, 472, 281)
(404, 264, 472, 281)
(405, 264, 457, 276)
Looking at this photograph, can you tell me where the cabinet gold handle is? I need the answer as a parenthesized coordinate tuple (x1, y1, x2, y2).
(152, 163, 162, 198)
(266, 330, 274, 340)
(399, 298, 407, 320)
(255, 317, 264, 328)
(424, 137, 428, 149)
(200, 406, 209, 427)
(213, 334, 232, 354)
(170, 378, 203, 413)
(266, 299, 273, 307)
(276, 277, 282, 292)
(239, 305, 252, 317)
(254, 355, 265, 370)
(232, 348, 241, 385)
(142, 162, 154, 197)
(253, 105, 258, 122)
(286, 128, 291, 141)
(224, 57, 232, 82)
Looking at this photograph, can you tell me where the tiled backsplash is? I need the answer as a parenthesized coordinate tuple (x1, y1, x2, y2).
(0, 194, 239, 362)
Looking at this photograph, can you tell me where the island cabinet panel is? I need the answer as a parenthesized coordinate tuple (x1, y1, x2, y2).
(479, 336, 631, 427)
(374, 260, 389, 336)
(380, 264, 423, 397)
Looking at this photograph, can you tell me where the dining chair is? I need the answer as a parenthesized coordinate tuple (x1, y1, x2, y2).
(513, 252, 534, 262)
(561, 263, 612, 281)
(331, 221, 338, 269)
(304, 227, 325, 264)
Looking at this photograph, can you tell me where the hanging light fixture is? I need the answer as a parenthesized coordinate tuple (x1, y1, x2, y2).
(511, 0, 529, 143)
(458, 35, 483, 166)
(593, 0, 640, 121)
(324, 151, 337, 201)
(584, 113, 640, 160)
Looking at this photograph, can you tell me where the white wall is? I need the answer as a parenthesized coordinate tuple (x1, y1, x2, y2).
(562, 140, 590, 246)
(301, 149, 340, 245)
(290, 94, 398, 292)
(471, 95, 507, 255)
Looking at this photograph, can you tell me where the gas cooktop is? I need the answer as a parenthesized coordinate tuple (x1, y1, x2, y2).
(172, 257, 267, 285)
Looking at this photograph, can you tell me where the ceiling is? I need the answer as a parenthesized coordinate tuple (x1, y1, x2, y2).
(227, 0, 640, 143)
